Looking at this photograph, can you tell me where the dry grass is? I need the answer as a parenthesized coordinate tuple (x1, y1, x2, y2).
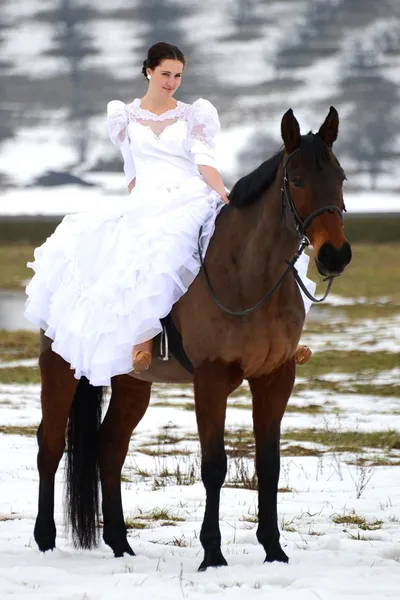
(0, 245, 34, 290)
(0, 330, 39, 361)
(0, 425, 38, 437)
(332, 510, 383, 531)
(0, 366, 40, 385)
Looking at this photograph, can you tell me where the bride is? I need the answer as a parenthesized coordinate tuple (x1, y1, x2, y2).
(24, 42, 313, 386)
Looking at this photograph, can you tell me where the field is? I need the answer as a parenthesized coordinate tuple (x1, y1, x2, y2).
(0, 242, 399, 598)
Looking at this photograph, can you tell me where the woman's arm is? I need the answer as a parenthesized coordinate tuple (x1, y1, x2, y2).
(197, 165, 229, 204)
(128, 178, 136, 193)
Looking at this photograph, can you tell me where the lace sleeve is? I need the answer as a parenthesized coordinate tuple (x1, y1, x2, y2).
(107, 100, 129, 145)
(187, 98, 220, 169)
(106, 100, 136, 185)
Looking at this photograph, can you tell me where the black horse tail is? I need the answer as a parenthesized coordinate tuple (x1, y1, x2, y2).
(66, 376, 103, 549)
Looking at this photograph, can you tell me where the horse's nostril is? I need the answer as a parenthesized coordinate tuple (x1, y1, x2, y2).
(317, 242, 352, 274)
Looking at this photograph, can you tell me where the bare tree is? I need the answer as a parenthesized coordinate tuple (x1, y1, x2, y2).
(229, 0, 258, 30)
(339, 33, 399, 188)
(275, 0, 343, 70)
(46, 0, 98, 167)
(0, 10, 14, 146)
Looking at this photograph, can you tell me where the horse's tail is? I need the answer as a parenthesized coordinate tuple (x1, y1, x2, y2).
(66, 376, 103, 549)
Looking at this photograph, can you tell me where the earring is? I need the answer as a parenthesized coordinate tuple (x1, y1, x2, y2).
(147, 74, 151, 80)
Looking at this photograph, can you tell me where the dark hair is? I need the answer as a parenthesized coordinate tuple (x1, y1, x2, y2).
(141, 42, 185, 78)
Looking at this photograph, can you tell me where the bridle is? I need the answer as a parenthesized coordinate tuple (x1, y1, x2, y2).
(198, 148, 344, 317)
(281, 148, 344, 239)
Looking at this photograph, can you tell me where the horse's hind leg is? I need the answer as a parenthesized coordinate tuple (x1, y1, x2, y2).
(194, 360, 241, 571)
(98, 374, 152, 558)
(35, 343, 78, 551)
(248, 360, 295, 564)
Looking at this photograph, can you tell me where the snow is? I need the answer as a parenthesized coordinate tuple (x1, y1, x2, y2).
(1, 376, 400, 598)
(1, 0, 400, 203)
(0, 184, 398, 217)
(0, 301, 400, 598)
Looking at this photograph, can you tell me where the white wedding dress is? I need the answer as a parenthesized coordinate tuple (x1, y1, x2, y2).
(25, 97, 315, 386)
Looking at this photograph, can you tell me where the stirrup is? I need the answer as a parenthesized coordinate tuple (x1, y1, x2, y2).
(294, 345, 312, 365)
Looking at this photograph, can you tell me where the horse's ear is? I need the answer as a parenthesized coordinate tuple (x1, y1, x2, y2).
(281, 108, 301, 154)
(317, 106, 339, 147)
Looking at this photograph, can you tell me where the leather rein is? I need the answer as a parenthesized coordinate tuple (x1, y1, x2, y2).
(198, 148, 343, 317)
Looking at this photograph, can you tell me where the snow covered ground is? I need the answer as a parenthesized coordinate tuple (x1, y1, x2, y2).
(1, 310, 400, 599)
(0, 181, 399, 217)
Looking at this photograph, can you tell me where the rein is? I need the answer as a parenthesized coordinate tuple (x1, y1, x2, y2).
(198, 149, 340, 317)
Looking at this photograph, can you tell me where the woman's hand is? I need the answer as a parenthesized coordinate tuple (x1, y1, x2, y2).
(128, 177, 136, 193)
(220, 192, 230, 205)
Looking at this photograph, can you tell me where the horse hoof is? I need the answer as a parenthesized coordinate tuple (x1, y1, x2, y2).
(198, 549, 228, 572)
(264, 546, 289, 563)
(113, 541, 135, 558)
(36, 537, 56, 553)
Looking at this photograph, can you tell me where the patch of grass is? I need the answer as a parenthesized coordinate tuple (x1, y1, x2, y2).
(346, 531, 375, 541)
(0, 514, 21, 522)
(225, 456, 257, 490)
(286, 403, 324, 414)
(0, 425, 37, 437)
(151, 401, 194, 411)
(137, 446, 192, 457)
(294, 379, 400, 398)
(240, 514, 258, 524)
(332, 512, 366, 527)
(120, 474, 132, 483)
(283, 428, 400, 452)
(0, 245, 35, 289)
(152, 464, 198, 488)
(300, 350, 400, 379)
(281, 444, 322, 457)
(281, 518, 296, 533)
(136, 508, 184, 522)
(0, 366, 40, 384)
(0, 330, 39, 361)
(125, 519, 149, 530)
(168, 535, 188, 547)
(347, 455, 400, 467)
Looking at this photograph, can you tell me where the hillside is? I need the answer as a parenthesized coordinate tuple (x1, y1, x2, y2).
(1, 0, 400, 193)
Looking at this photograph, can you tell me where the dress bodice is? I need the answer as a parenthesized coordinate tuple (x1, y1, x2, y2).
(107, 98, 220, 191)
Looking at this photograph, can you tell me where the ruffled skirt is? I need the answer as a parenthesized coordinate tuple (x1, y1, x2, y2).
(25, 176, 315, 386)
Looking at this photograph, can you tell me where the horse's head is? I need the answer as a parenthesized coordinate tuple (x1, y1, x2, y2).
(281, 107, 352, 277)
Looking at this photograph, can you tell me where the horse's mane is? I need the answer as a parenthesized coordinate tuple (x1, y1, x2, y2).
(229, 133, 333, 208)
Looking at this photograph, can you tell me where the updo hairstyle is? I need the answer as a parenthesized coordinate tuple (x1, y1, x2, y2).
(141, 42, 186, 78)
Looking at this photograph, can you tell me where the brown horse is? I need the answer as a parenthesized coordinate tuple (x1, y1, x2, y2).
(34, 107, 351, 570)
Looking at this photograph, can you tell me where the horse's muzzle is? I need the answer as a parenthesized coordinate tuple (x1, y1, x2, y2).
(316, 241, 352, 276)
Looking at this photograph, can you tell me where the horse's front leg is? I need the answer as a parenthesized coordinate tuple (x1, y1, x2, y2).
(98, 374, 152, 558)
(194, 360, 240, 571)
(248, 360, 295, 564)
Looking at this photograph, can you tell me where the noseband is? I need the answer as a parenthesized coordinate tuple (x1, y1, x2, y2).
(198, 149, 344, 317)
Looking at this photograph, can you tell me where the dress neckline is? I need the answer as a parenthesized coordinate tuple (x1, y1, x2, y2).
(135, 98, 181, 119)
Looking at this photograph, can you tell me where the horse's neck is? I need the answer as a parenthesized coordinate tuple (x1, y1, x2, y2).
(230, 165, 299, 287)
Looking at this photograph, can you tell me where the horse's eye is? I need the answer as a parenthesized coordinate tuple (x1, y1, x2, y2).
(292, 177, 303, 187)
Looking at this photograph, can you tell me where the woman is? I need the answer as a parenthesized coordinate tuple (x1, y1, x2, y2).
(25, 42, 311, 386)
